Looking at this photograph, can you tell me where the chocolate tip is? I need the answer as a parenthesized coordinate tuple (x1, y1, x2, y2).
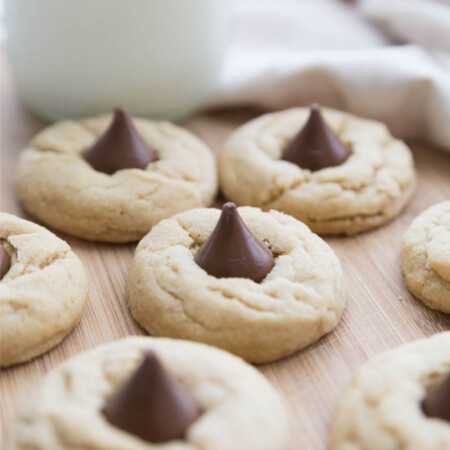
(143, 349, 157, 362)
(310, 103, 321, 112)
(195, 201, 274, 282)
(114, 106, 126, 116)
(103, 347, 200, 443)
(222, 202, 237, 213)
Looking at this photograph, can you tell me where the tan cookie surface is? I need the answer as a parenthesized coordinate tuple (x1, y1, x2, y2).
(126, 206, 346, 363)
(0, 213, 88, 366)
(16, 114, 217, 242)
(330, 332, 450, 450)
(219, 107, 416, 235)
(7, 337, 290, 450)
(401, 201, 450, 313)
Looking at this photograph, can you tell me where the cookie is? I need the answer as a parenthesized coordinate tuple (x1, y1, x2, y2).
(7, 337, 290, 450)
(219, 105, 416, 235)
(126, 204, 347, 363)
(16, 108, 217, 242)
(401, 201, 450, 313)
(0, 213, 88, 366)
(330, 332, 450, 450)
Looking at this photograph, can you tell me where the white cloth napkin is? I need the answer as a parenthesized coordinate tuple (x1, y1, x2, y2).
(210, 0, 450, 151)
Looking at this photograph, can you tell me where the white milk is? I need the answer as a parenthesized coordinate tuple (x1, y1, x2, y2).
(5, 0, 231, 121)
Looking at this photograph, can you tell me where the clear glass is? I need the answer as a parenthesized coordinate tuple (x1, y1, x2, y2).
(5, 0, 231, 121)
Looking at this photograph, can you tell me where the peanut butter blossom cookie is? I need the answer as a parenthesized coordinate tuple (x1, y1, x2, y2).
(0, 213, 88, 366)
(219, 104, 416, 235)
(401, 201, 450, 313)
(7, 337, 290, 449)
(126, 203, 346, 363)
(331, 332, 450, 450)
(16, 107, 217, 242)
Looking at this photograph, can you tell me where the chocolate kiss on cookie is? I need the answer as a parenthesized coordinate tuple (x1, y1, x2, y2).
(194, 202, 274, 282)
(103, 350, 200, 443)
(282, 103, 350, 171)
(422, 371, 450, 422)
(0, 244, 10, 280)
(85, 107, 155, 174)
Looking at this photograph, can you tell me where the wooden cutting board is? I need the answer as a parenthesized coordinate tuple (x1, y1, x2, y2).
(1, 50, 449, 449)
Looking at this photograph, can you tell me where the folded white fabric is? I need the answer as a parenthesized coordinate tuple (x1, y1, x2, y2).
(361, 0, 450, 53)
(210, 0, 450, 151)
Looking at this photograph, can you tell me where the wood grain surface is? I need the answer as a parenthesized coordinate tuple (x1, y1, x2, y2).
(1, 50, 449, 449)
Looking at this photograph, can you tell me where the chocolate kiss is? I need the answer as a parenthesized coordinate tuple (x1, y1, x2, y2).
(422, 371, 450, 422)
(103, 350, 200, 443)
(0, 244, 10, 280)
(194, 202, 274, 282)
(282, 103, 350, 171)
(84, 107, 155, 174)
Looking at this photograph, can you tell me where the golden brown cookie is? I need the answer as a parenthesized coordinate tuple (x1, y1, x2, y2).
(16, 112, 217, 242)
(0, 213, 88, 366)
(219, 107, 416, 235)
(126, 206, 346, 363)
(331, 332, 450, 450)
(401, 201, 450, 313)
(7, 337, 290, 450)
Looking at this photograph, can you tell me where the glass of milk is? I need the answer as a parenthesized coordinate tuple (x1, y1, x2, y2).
(5, 0, 231, 121)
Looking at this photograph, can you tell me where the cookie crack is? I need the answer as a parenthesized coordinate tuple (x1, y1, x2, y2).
(306, 210, 383, 223)
(419, 215, 450, 294)
(259, 136, 403, 211)
(176, 220, 199, 251)
(32, 121, 201, 189)
(153, 276, 221, 332)
(258, 161, 388, 209)
(206, 286, 273, 313)
(2, 240, 71, 281)
(259, 176, 306, 208)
